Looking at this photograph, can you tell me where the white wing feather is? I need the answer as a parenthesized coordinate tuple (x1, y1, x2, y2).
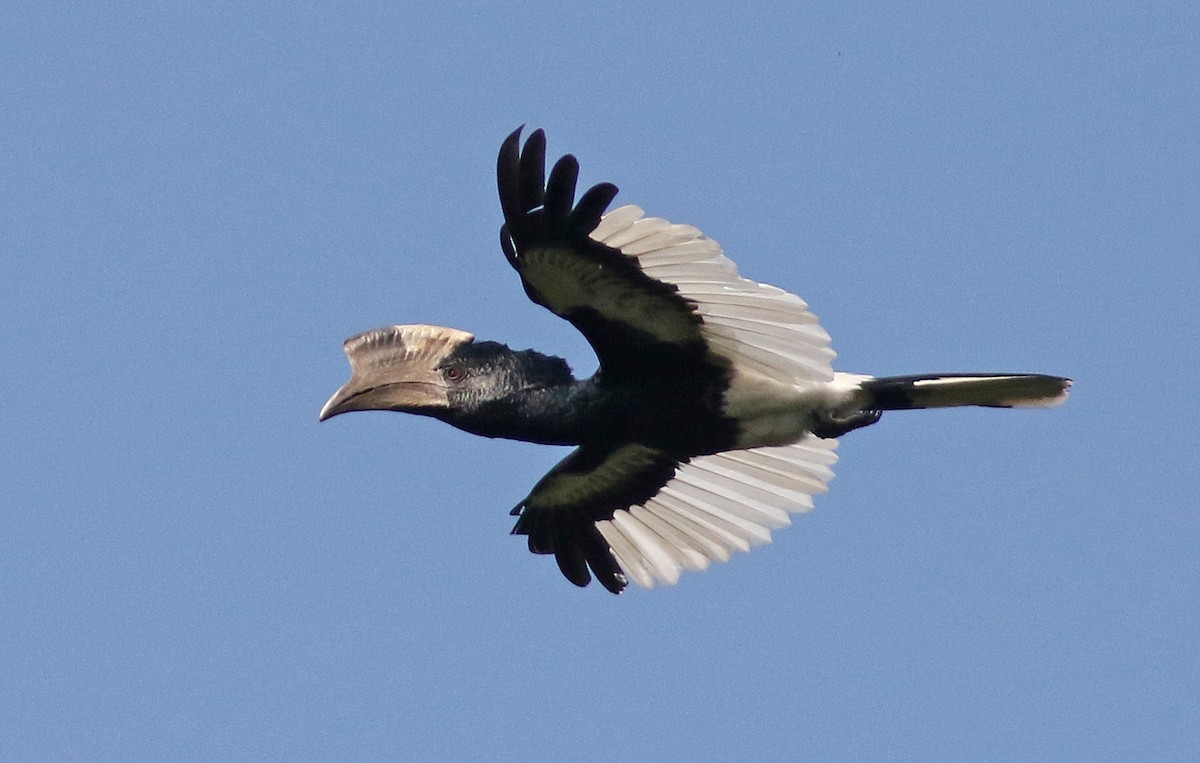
(587, 206, 843, 588)
(594, 438, 839, 589)
(590, 205, 835, 385)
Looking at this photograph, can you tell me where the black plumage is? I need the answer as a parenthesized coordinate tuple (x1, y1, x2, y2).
(320, 127, 1071, 594)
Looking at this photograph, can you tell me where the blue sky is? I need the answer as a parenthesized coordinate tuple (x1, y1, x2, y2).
(3, 3, 1196, 761)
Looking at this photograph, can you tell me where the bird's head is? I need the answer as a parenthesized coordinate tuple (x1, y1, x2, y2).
(319, 324, 477, 421)
(319, 323, 575, 423)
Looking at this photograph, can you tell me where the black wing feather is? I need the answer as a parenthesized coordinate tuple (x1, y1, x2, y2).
(496, 128, 526, 237)
(496, 127, 712, 380)
(579, 525, 626, 594)
(543, 154, 578, 228)
(511, 443, 683, 594)
(570, 182, 619, 237)
(518, 128, 546, 212)
(553, 522, 591, 588)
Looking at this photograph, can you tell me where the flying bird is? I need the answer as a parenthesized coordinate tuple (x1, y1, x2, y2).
(320, 127, 1071, 594)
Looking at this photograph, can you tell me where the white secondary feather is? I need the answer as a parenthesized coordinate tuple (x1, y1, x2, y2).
(594, 437, 839, 588)
(590, 205, 836, 386)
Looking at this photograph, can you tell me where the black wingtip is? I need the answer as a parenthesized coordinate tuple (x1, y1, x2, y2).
(571, 182, 619, 236)
(581, 524, 627, 594)
(498, 127, 525, 229)
(498, 127, 622, 251)
(543, 154, 579, 227)
(595, 568, 627, 595)
(510, 497, 629, 593)
(519, 129, 547, 211)
(500, 125, 525, 161)
(553, 523, 592, 587)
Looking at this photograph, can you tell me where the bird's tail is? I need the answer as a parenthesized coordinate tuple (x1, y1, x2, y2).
(860, 373, 1072, 410)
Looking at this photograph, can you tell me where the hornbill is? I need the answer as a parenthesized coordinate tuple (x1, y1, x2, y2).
(320, 127, 1071, 594)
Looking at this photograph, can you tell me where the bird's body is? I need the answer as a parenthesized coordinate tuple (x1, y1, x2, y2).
(321, 128, 1071, 594)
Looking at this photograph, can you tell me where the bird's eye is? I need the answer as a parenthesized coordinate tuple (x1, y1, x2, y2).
(444, 365, 466, 382)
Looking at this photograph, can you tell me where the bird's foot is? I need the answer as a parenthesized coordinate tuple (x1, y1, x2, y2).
(811, 409, 882, 439)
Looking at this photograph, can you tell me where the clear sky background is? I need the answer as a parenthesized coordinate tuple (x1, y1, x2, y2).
(3, 3, 1196, 761)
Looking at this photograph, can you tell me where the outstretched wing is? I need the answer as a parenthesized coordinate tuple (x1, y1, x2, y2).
(498, 128, 707, 379)
(512, 443, 682, 594)
(512, 437, 839, 593)
(497, 127, 836, 385)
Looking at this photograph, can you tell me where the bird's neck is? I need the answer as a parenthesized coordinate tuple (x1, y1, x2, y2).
(444, 376, 609, 446)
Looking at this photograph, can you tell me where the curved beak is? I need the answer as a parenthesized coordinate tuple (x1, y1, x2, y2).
(319, 379, 450, 421)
